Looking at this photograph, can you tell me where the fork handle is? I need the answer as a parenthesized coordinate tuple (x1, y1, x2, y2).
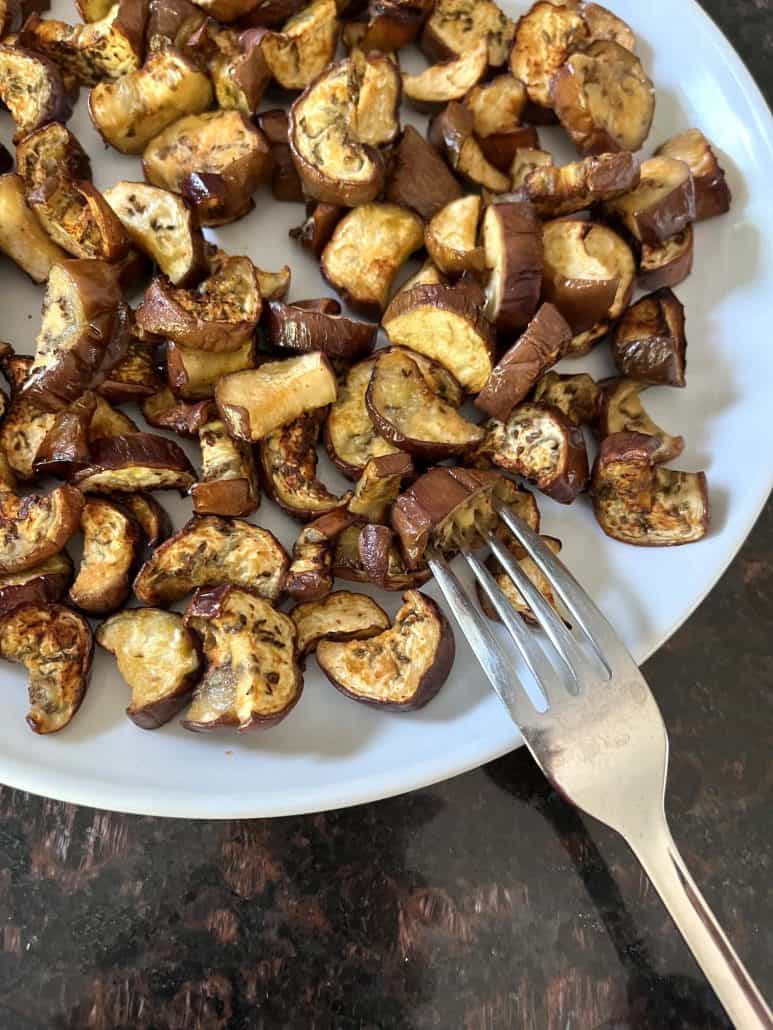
(627, 818, 773, 1029)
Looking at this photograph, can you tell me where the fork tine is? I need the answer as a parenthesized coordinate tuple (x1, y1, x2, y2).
(427, 553, 537, 726)
(496, 503, 635, 674)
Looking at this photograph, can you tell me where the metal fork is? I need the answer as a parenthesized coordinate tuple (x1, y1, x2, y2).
(429, 504, 773, 1030)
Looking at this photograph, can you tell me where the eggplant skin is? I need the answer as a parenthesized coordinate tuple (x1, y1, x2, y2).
(0, 553, 74, 619)
(0, 45, 73, 142)
(0, 484, 84, 575)
(73, 432, 197, 495)
(385, 124, 463, 220)
(264, 301, 377, 362)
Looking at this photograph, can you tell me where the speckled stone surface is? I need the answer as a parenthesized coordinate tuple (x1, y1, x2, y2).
(0, 3, 771, 1028)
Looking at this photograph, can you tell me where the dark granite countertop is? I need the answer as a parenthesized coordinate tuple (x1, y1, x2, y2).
(0, 3, 771, 1028)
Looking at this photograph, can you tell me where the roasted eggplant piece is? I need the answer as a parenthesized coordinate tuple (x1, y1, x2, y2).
(592, 432, 709, 546)
(208, 25, 271, 116)
(260, 413, 348, 520)
(509, 1, 588, 109)
(261, 0, 339, 91)
(19, 0, 147, 86)
(255, 263, 291, 301)
(541, 219, 635, 353)
(289, 57, 384, 206)
(476, 303, 571, 421)
(16, 122, 91, 191)
(384, 124, 462, 220)
(137, 257, 261, 352)
(383, 284, 494, 394)
(656, 129, 731, 222)
(32, 391, 96, 479)
(480, 402, 589, 504)
(98, 336, 161, 404)
(481, 200, 543, 335)
(110, 491, 171, 554)
(0, 345, 32, 395)
(510, 145, 554, 188)
(333, 522, 431, 590)
(317, 589, 453, 710)
(27, 177, 129, 262)
(104, 182, 207, 287)
(321, 203, 423, 317)
(264, 300, 377, 362)
(347, 451, 412, 523)
(428, 101, 510, 192)
(343, 0, 431, 52)
(73, 432, 197, 494)
(598, 378, 684, 464)
(478, 533, 562, 625)
(166, 339, 255, 401)
(289, 200, 344, 255)
(0, 172, 68, 282)
(134, 514, 288, 605)
(0, 44, 72, 141)
(141, 387, 213, 437)
(581, 2, 634, 50)
(146, 0, 206, 52)
(463, 72, 533, 172)
(143, 110, 272, 227)
(324, 355, 400, 478)
(88, 393, 139, 438)
(421, 0, 513, 68)
(638, 226, 694, 292)
(604, 157, 696, 247)
(23, 260, 130, 410)
(611, 287, 687, 387)
(1, 396, 57, 481)
(96, 608, 201, 729)
(192, 416, 259, 517)
(90, 49, 213, 154)
(0, 552, 73, 619)
(396, 259, 447, 295)
(0, 484, 82, 574)
(0, 602, 92, 733)
(291, 589, 390, 657)
(286, 506, 356, 601)
(532, 370, 600, 427)
(403, 36, 486, 105)
(351, 47, 401, 147)
(216, 351, 336, 442)
(182, 585, 302, 731)
(365, 348, 484, 460)
(519, 151, 640, 218)
(68, 497, 141, 614)
(424, 194, 484, 277)
(552, 40, 655, 154)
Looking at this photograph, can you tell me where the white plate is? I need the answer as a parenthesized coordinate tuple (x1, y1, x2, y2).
(0, 0, 771, 818)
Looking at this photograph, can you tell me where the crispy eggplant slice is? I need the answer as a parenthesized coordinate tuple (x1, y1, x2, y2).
(384, 124, 462, 220)
(343, 0, 431, 52)
(207, 25, 271, 117)
(321, 203, 423, 317)
(333, 522, 431, 589)
(592, 432, 709, 546)
(104, 182, 207, 287)
(480, 402, 589, 504)
(519, 152, 640, 218)
(638, 226, 694, 292)
(135, 515, 288, 605)
(73, 432, 197, 494)
(96, 608, 201, 729)
(217, 352, 336, 442)
(260, 413, 348, 520)
(598, 378, 684, 464)
(289, 200, 344, 255)
(0, 602, 92, 733)
(286, 507, 356, 601)
(581, 2, 634, 50)
(347, 451, 412, 523)
(403, 35, 486, 104)
(541, 219, 635, 351)
(611, 287, 687, 387)
(146, 0, 206, 52)
(421, 0, 513, 68)
(509, 1, 588, 109)
(428, 101, 510, 192)
(351, 47, 401, 147)
(0, 44, 71, 141)
(291, 589, 389, 657)
(552, 40, 655, 154)
(604, 157, 696, 247)
(382, 284, 494, 393)
(0, 484, 82, 574)
(264, 300, 377, 362)
(192, 416, 259, 517)
(167, 339, 255, 401)
(0, 552, 73, 619)
(137, 258, 261, 353)
(289, 58, 384, 206)
(98, 336, 161, 404)
(182, 585, 302, 731)
(23, 260, 130, 410)
(317, 589, 453, 710)
(32, 392, 96, 479)
(255, 263, 291, 301)
(656, 129, 731, 222)
(68, 497, 140, 614)
(478, 534, 562, 625)
(109, 491, 171, 554)
(476, 303, 571, 421)
(324, 356, 400, 477)
(1, 397, 57, 480)
(27, 177, 129, 262)
(366, 349, 484, 460)
(0, 172, 68, 282)
(16, 122, 91, 191)
(143, 110, 272, 227)
(90, 49, 212, 154)
(533, 370, 600, 427)
(261, 0, 339, 91)
(19, 1, 147, 86)
(463, 72, 530, 164)
(141, 387, 213, 437)
(482, 200, 543, 334)
(424, 194, 484, 277)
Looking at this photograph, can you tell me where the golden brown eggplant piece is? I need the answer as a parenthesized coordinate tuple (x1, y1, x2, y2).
(98, 336, 161, 404)
(27, 177, 129, 262)
(73, 432, 197, 494)
(509, 1, 589, 109)
(192, 417, 259, 517)
(598, 378, 684, 464)
(110, 491, 171, 554)
(285, 507, 357, 601)
(638, 226, 694, 292)
(260, 413, 348, 520)
(604, 156, 696, 247)
(68, 497, 141, 614)
(16, 122, 91, 191)
(0, 44, 72, 142)
(611, 287, 687, 387)
(0, 485, 82, 575)
(347, 451, 412, 523)
(0, 552, 73, 619)
(166, 339, 255, 402)
(428, 101, 510, 192)
(323, 356, 400, 478)
(478, 534, 562, 625)
(291, 589, 390, 657)
(403, 36, 487, 105)
(532, 370, 600, 427)
(0, 172, 68, 282)
(421, 0, 514, 68)
(424, 194, 484, 277)
(518, 152, 640, 218)
(656, 128, 731, 221)
(207, 24, 271, 116)
(343, 0, 431, 53)
(141, 387, 214, 437)
(351, 47, 401, 147)
(261, 0, 339, 91)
